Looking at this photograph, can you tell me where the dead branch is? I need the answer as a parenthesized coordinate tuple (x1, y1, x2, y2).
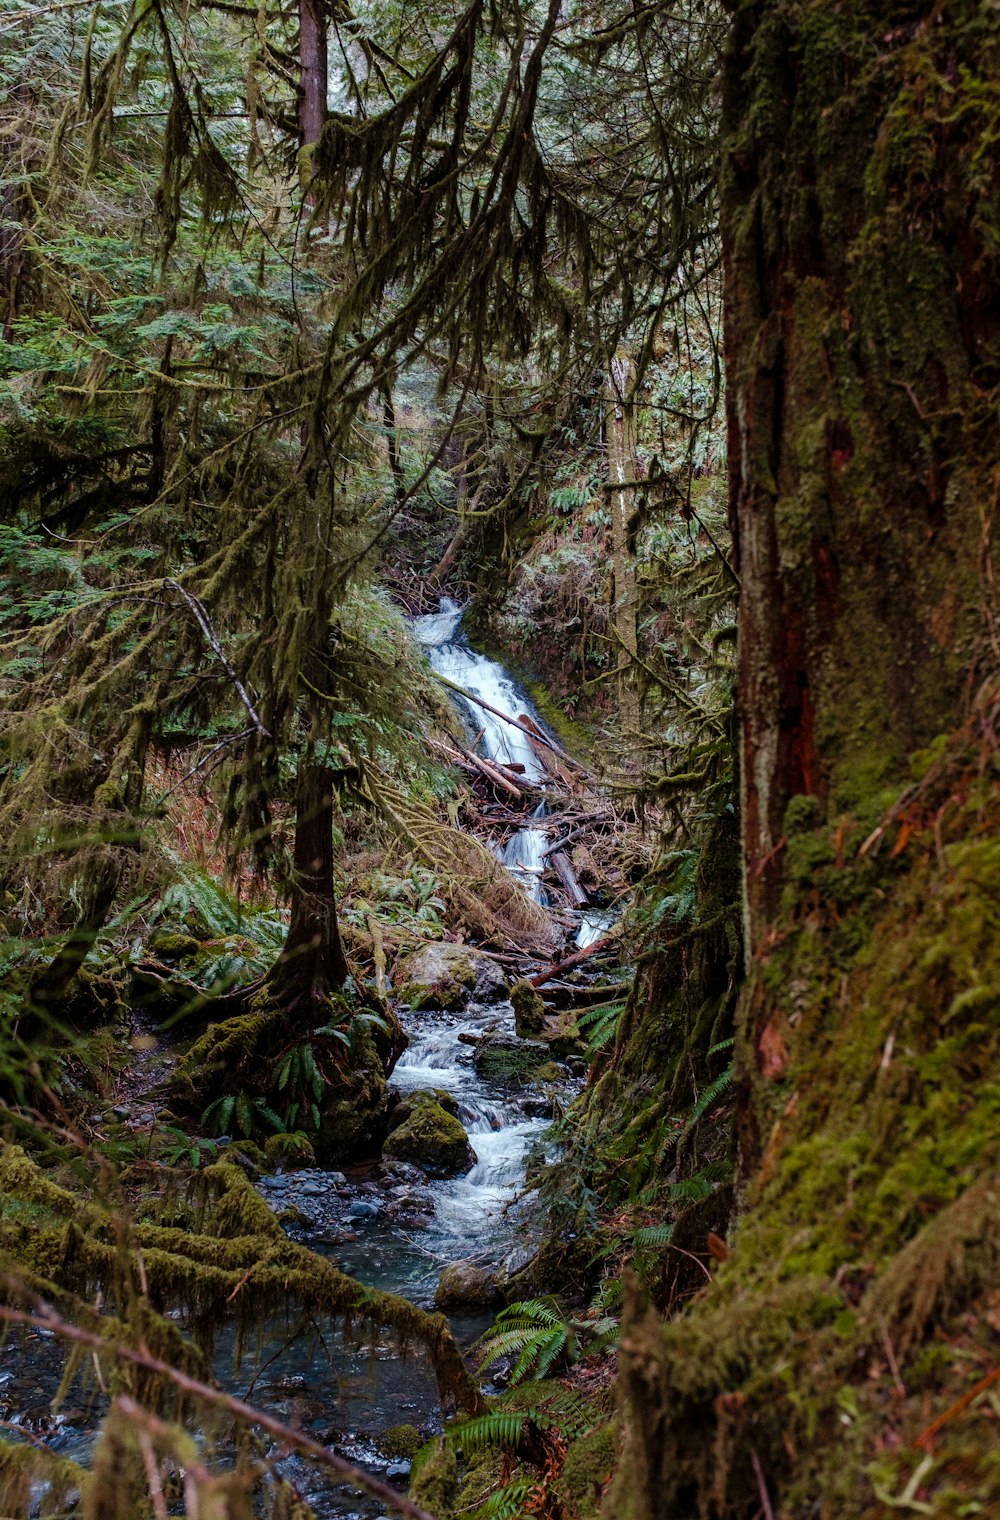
(0, 1300, 438, 1520)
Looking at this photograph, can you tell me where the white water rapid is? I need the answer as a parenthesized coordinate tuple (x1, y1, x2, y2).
(412, 597, 551, 901)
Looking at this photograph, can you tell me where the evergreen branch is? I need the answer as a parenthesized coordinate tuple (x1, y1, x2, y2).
(164, 578, 270, 739)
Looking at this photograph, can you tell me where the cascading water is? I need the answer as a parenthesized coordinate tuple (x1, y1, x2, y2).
(2, 603, 598, 1520)
(413, 598, 552, 902)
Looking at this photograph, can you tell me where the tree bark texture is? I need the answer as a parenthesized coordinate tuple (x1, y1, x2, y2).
(298, 0, 328, 149)
(271, 760, 349, 1006)
(608, 6, 1000, 1517)
(724, 1, 1000, 956)
(606, 349, 640, 727)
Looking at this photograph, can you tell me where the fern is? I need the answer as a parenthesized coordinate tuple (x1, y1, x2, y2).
(630, 1223, 676, 1247)
(449, 1409, 528, 1453)
(684, 1063, 734, 1133)
(575, 1000, 623, 1056)
(479, 1474, 537, 1520)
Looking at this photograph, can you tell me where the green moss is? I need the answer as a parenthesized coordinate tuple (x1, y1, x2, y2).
(149, 931, 201, 961)
(608, 771, 1000, 1515)
(559, 1423, 616, 1520)
(409, 1437, 457, 1519)
(383, 1096, 475, 1178)
(511, 980, 546, 1037)
(376, 1424, 423, 1459)
(263, 1132, 315, 1168)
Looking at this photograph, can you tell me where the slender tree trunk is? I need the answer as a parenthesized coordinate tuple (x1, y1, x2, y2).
(270, 759, 349, 1007)
(298, 0, 328, 150)
(606, 349, 639, 727)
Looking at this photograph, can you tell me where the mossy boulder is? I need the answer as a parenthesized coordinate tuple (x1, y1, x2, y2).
(395, 942, 507, 1010)
(382, 1093, 476, 1178)
(149, 930, 201, 961)
(409, 1438, 457, 1520)
(434, 1257, 500, 1309)
(474, 1032, 549, 1082)
(375, 1424, 423, 1460)
(388, 1087, 460, 1126)
(263, 1132, 315, 1169)
(511, 979, 546, 1036)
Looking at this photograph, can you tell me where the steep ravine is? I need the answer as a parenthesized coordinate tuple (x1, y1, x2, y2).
(0, 604, 605, 1519)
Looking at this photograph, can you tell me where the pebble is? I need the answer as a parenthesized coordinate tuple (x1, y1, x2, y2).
(348, 1201, 380, 1219)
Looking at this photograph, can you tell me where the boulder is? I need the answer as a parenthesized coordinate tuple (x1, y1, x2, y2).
(382, 1094, 477, 1178)
(434, 1258, 500, 1309)
(395, 942, 507, 1010)
(387, 1088, 459, 1131)
(473, 1032, 549, 1083)
(511, 979, 546, 1036)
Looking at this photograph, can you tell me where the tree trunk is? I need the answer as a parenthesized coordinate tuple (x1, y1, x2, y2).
(721, 0, 998, 1149)
(298, 0, 327, 152)
(269, 760, 349, 1008)
(606, 349, 640, 728)
(609, 5, 1000, 1516)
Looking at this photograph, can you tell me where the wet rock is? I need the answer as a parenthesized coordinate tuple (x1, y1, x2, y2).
(394, 942, 507, 1011)
(380, 1158, 426, 1186)
(149, 930, 201, 961)
(434, 1258, 500, 1309)
(348, 1200, 381, 1219)
(376, 1424, 423, 1459)
(386, 1461, 412, 1480)
(382, 1095, 476, 1179)
(473, 1032, 549, 1082)
(521, 1094, 554, 1119)
(511, 980, 546, 1037)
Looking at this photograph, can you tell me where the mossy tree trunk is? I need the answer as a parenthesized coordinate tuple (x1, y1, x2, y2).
(609, 4, 1000, 1516)
(721, 0, 1000, 1158)
(267, 758, 349, 1012)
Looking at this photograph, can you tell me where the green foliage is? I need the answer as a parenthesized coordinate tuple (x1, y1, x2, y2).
(575, 1000, 624, 1057)
(201, 1092, 284, 1139)
(475, 1297, 619, 1387)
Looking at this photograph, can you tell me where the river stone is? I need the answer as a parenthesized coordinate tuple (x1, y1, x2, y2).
(511, 979, 546, 1036)
(434, 1258, 500, 1309)
(382, 1095, 477, 1178)
(394, 942, 507, 1010)
(387, 1088, 459, 1133)
(473, 1032, 549, 1082)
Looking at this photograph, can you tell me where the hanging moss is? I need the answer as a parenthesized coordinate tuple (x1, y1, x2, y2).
(0, 1145, 482, 1421)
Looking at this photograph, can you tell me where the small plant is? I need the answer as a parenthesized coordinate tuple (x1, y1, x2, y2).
(475, 1297, 619, 1386)
(201, 1092, 283, 1138)
(575, 999, 624, 1057)
(159, 1127, 221, 1168)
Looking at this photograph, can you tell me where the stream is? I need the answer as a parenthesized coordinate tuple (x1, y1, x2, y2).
(0, 603, 599, 1518)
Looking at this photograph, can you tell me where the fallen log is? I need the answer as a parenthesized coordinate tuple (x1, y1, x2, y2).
(550, 849, 589, 907)
(530, 934, 615, 988)
(433, 673, 593, 777)
(519, 714, 579, 787)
